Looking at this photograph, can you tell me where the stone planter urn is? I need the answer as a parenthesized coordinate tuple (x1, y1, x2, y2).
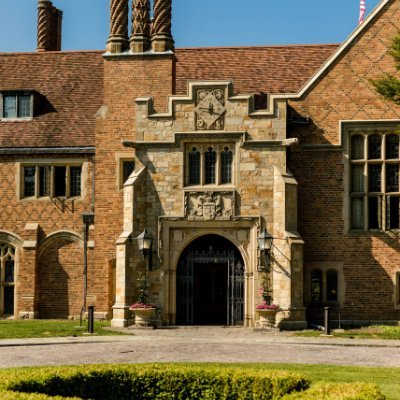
(129, 305, 156, 327)
(256, 308, 279, 328)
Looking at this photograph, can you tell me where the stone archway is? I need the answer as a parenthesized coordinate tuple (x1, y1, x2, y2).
(176, 234, 245, 326)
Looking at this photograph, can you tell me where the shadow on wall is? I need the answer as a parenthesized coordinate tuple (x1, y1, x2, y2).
(36, 238, 84, 319)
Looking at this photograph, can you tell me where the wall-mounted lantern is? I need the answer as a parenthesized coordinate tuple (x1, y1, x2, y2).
(257, 228, 273, 272)
(136, 229, 153, 271)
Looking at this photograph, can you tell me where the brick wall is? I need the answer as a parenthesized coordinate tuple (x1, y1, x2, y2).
(94, 55, 175, 310)
(289, 0, 400, 321)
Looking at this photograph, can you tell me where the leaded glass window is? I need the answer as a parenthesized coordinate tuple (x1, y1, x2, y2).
(351, 135, 364, 160)
(188, 148, 201, 185)
(349, 129, 400, 231)
(386, 164, 399, 192)
(23, 167, 36, 197)
(39, 166, 51, 197)
(205, 147, 216, 184)
(311, 270, 322, 303)
(326, 270, 338, 302)
(386, 135, 399, 159)
(368, 164, 381, 192)
(186, 144, 234, 186)
(0, 245, 15, 316)
(21, 164, 83, 199)
(368, 134, 382, 159)
(221, 147, 233, 184)
(122, 160, 135, 184)
(70, 166, 82, 197)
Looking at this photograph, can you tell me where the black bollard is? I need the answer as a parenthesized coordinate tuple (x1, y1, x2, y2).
(88, 305, 94, 334)
(324, 307, 331, 335)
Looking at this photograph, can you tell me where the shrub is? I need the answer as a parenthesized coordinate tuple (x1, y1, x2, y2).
(3, 365, 308, 400)
(282, 382, 385, 400)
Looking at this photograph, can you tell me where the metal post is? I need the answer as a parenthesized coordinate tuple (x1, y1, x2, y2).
(324, 307, 331, 335)
(88, 305, 94, 334)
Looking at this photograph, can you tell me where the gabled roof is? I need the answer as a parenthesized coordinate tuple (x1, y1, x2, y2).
(0, 51, 103, 149)
(175, 44, 338, 96)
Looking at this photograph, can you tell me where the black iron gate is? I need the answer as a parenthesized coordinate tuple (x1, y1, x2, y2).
(177, 246, 244, 325)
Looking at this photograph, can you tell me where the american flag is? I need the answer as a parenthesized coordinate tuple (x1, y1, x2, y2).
(359, 0, 366, 25)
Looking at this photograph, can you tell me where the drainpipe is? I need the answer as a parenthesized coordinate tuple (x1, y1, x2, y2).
(81, 212, 94, 325)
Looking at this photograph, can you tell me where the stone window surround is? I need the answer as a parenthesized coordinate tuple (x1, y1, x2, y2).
(184, 142, 236, 188)
(16, 159, 86, 201)
(343, 121, 400, 234)
(115, 152, 136, 189)
(304, 262, 345, 306)
(0, 91, 34, 121)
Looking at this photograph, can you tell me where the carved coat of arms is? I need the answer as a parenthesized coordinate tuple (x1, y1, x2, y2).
(185, 191, 233, 221)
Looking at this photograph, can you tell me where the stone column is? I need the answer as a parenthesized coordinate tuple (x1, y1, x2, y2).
(106, 0, 129, 53)
(18, 223, 40, 319)
(130, 0, 151, 53)
(151, 0, 174, 52)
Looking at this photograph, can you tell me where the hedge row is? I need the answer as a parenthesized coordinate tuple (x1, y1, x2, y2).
(282, 382, 385, 400)
(2, 365, 308, 400)
(0, 365, 385, 400)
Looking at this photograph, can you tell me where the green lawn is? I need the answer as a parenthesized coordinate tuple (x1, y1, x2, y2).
(0, 320, 125, 338)
(294, 325, 400, 340)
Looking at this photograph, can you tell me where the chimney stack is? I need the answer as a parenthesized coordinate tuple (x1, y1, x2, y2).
(151, 0, 174, 52)
(130, 0, 151, 53)
(106, 0, 129, 53)
(37, 0, 63, 52)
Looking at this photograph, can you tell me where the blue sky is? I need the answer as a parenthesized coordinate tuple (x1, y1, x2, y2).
(0, 0, 382, 52)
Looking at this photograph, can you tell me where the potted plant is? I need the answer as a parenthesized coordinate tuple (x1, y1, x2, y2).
(129, 273, 156, 327)
(256, 273, 280, 328)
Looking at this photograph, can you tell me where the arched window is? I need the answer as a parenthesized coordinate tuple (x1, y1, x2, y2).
(204, 147, 216, 184)
(0, 245, 15, 316)
(326, 270, 338, 302)
(351, 135, 364, 160)
(220, 147, 233, 184)
(386, 134, 399, 159)
(188, 147, 201, 185)
(311, 270, 322, 303)
(368, 134, 382, 159)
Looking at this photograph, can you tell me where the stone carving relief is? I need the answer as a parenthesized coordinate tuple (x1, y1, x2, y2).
(194, 88, 226, 130)
(185, 191, 234, 221)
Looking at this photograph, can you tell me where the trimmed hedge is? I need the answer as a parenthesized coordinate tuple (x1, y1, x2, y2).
(282, 382, 385, 400)
(0, 365, 386, 400)
(1, 365, 308, 400)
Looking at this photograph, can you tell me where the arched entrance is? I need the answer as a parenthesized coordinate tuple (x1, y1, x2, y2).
(176, 235, 245, 325)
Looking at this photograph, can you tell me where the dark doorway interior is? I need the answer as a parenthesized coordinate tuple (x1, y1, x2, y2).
(176, 234, 244, 326)
(193, 262, 227, 325)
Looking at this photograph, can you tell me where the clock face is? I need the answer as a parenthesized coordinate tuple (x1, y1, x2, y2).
(194, 89, 226, 130)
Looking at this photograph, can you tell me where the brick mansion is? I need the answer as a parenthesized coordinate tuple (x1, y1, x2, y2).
(0, 0, 399, 328)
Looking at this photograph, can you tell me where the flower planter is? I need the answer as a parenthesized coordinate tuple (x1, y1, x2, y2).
(130, 307, 156, 327)
(256, 308, 279, 328)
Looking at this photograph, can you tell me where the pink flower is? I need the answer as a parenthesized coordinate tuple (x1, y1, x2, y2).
(130, 302, 156, 309)
(256, 303, 279, 310)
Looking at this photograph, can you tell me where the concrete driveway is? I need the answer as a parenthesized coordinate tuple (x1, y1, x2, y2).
(0, 327, 399, 368)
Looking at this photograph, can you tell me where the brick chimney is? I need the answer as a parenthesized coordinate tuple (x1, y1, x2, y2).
(37, 0, 63, 52)
(130, 0, 151, 53)
(151, 0, 174, 52)
(106, 0, 129, 53)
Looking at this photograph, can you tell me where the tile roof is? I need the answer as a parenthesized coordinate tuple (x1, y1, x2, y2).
(0, 51, 103, 149)
(175, 44, 339, 96)
(0, 44, 338, 148)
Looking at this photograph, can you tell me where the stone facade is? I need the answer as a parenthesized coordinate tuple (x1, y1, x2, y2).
(0, 0, 399, 327)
